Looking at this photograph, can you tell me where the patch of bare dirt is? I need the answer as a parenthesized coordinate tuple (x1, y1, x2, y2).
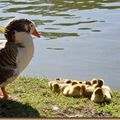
(56, 108, 111, 118)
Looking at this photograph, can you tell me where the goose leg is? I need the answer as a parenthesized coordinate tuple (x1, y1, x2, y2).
(1, 87, 9, 99)
(0, 88, 3, 97)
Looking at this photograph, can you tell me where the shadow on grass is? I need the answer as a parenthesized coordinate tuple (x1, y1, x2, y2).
(0, 99, 40, 118)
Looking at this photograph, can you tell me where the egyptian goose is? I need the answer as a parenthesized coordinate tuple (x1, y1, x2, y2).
(0, 19, 40, 99)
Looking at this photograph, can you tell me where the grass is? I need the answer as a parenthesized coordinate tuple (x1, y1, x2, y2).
(0, 76, 119, 118)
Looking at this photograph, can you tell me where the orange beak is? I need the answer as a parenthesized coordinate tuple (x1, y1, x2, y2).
(32, 28, 41, 38)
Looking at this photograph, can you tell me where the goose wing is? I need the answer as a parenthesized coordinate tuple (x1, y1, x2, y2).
(0, 42, 18, 84)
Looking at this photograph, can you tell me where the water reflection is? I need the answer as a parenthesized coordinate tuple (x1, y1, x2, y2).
(42, 32, 79, 40)
(55, 20, 98, 26)
(47, 47, 64, 50)
(1, 0, 119, 40)
(3, 0, 120, 18)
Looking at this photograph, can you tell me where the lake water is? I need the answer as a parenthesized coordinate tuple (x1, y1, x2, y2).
(0, 0, 120, 89)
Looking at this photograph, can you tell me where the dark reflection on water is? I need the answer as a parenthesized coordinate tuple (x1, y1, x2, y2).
(42, 32, 79, 40)
(0, 0, 120, 89)
(47, 47, 64, 50)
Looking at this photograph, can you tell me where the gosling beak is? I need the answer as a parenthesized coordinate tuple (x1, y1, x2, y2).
(32, 28, 41, 38)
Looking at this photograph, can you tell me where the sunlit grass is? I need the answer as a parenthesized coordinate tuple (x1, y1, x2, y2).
(2, 77, 120, 118)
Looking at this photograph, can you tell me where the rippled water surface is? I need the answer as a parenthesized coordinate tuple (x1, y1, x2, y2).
(0, 0, 120, 89)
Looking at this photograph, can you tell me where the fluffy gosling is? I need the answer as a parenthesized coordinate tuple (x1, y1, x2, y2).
(48, 78, 61, 89)
(63, 84, 82, 98)
(52, 83, 61, 93)
(91, 87, 112, 103)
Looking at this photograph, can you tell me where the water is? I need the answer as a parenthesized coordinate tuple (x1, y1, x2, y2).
(0, 0, 120, 89)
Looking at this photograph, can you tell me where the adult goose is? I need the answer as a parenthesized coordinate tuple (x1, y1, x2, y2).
(0, 19, 40, 99)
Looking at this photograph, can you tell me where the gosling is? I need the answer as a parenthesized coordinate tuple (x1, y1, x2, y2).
(91, 87, 112, 103)
(63, 84, 83, 98)
(52, 83, 61, 93)
(48, 78, 61, 89)
(82, 79, 104, 98)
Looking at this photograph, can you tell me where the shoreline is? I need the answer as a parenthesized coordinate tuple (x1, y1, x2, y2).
(1, 76, 119, 118)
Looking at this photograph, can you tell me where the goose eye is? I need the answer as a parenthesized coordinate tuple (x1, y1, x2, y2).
(30, 24, 33, 27)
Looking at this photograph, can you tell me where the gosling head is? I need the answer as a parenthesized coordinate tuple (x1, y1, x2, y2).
(84, 81, 92, 86)
(96, 79, 104, 87)
(71, 81, 78, 85)
(64, 79, 72, 84)
(94, 87, 104, 95)
(91, 78, 98, 85)
(91, 78, 104, 88)
(52, 83, 60, 93)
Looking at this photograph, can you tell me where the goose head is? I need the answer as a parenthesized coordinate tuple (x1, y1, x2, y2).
(4, 19, 40, 43)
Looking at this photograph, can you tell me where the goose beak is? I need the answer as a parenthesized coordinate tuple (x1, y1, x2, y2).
(32, 28, 41, 38)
